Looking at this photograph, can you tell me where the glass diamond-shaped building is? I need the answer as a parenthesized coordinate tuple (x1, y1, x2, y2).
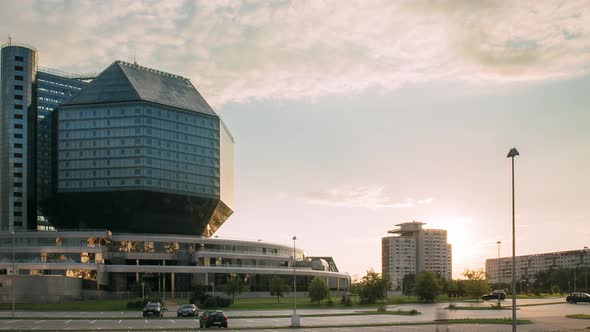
(47, 61, 233, 236)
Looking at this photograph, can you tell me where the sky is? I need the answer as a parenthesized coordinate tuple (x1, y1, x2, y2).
(1, 0, 590, 280)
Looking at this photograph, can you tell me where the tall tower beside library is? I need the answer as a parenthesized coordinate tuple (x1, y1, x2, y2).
(1, 42, 88, 232)
(0, 44, 38, 232)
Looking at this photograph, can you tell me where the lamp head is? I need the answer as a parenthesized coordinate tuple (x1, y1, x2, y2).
(507, 148, 519, 158)
(292, 236, 297, 241)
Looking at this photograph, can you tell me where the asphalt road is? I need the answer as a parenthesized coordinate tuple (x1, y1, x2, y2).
(0, 299, 588, 331)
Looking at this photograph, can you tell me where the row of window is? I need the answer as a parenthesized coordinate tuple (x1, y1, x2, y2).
(60, 136, 219, 155)
(60, 117, 218, 138)
(60, 153, 218, 170)
(60, 147, 218, 164)
(59, 127, 219, 147)
(62, 107, 218, 130)
(37, 78, 86, 91)
(59, 148, 219, 166)
(59, 178, 220, 195)
(60, 167, 219, 184)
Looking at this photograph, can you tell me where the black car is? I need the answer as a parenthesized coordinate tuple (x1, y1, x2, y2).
(142, 302, 164, 317)
(481, 291, 507, 301)
(199, 310, 228, 328)
(177, 304, 199, 317)
(566, 292, 590, 304)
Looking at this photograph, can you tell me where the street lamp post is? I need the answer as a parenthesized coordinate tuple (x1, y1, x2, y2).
(507, 147, 519, 332)
(497, 240, 502, 307)
(584, 246, 589, 292)
(11, 231, 16, 318)
(290, 236, 300, 327)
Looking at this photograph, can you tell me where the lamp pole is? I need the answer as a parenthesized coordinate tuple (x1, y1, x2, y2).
(507, 147, 519, 332)
(497, 240, 502, 307)
(584, 246, 588, 292)
(11, 231, 16, 318)
(291, 236, 300, 327)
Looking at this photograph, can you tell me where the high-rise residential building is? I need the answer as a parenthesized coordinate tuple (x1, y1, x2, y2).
(382, 221, 452, 290)
(0, 43, 38, 232)
(486, 248, 590, 284)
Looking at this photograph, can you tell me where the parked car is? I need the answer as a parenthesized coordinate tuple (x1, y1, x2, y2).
(177, 304, 199, 317)
(199, 310, 228, 328)
(142, 302, 164, 317)
(566, 292, 590, 304)
(481, 290, 507, 301)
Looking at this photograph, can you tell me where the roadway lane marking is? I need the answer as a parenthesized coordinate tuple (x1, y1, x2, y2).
(145, 319, 148, 323)
(169, 319, 175, 323)
(118, 320, 122, 324)
(90, 320, 97, 324)
(5, 321, 16, 324)
(65, 320, 72, 324)
(34, 320, 45, 324)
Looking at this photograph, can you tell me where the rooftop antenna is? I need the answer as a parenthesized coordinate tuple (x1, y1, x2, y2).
(133, 46, 137, 65)
(8, 33, 11, 45)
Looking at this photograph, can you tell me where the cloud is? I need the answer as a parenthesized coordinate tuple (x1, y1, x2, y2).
(302, 186, 433, 209)
(1, 0, 589, 106)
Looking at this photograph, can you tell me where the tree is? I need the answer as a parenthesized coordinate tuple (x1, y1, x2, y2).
(462, 269, 489, 302)
(269, 276, 290, 304)
(414, 271, 440, 302)
(356, 269, 390, 304)
(402, 273, 416, 296)
(308, 277, 330, 304)
(222, 276, 248, 304)
(447, 279, 459, 298)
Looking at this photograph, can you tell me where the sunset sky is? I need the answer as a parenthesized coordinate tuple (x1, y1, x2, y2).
(2, 0, 589, 279)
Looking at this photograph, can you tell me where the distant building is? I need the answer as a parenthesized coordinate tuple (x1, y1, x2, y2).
(486, 248, 590, 283)
(382, 221, 452, 290)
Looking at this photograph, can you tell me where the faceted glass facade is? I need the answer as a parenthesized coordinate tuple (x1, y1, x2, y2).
(48, 61, 233, 236)
(56, 102, 220, 196)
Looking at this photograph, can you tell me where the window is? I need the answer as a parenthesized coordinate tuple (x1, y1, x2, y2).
(14, 192, 23, 197)
(14, 85, 23, 91)
(14, 95, 23, 100)
(14, 182, 22, 187)
(15, 65, 24, 71)
(14, 173, 22, 177)
(14, 212, 22, 217)
(14, 163, 22, 168)
(14, 124, 23, 129)
(14, 153, 22, 158)
(14, 202, 22, 207)
(15, 56, 24, 61)
(15, 75, 23, 81)
(14, 143, 22, 148)
(14, 114, 23, 119)
(14, 104, 23, 110)
(14, 134, 22, 139)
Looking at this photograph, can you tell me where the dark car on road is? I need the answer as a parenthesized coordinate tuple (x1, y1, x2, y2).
(142, 302, 164, 317)
(566, 292, 590, 304)
(199, 310, 228, 328)
(177, 304, 199, 317)
(481, 291, 507, 301)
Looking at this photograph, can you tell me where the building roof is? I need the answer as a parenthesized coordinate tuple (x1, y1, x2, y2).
(62, 61, 217, 116)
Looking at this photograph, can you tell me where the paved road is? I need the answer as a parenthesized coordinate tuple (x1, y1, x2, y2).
(0, 299, 588, 331)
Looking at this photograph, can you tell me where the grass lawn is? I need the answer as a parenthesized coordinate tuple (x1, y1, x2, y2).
(566, 314, 590, 319)
(447, 305, 514, 310)
(436, 318, 531, 325)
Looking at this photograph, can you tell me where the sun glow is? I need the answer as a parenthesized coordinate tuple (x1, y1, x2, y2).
(426, 216, 487, 279)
